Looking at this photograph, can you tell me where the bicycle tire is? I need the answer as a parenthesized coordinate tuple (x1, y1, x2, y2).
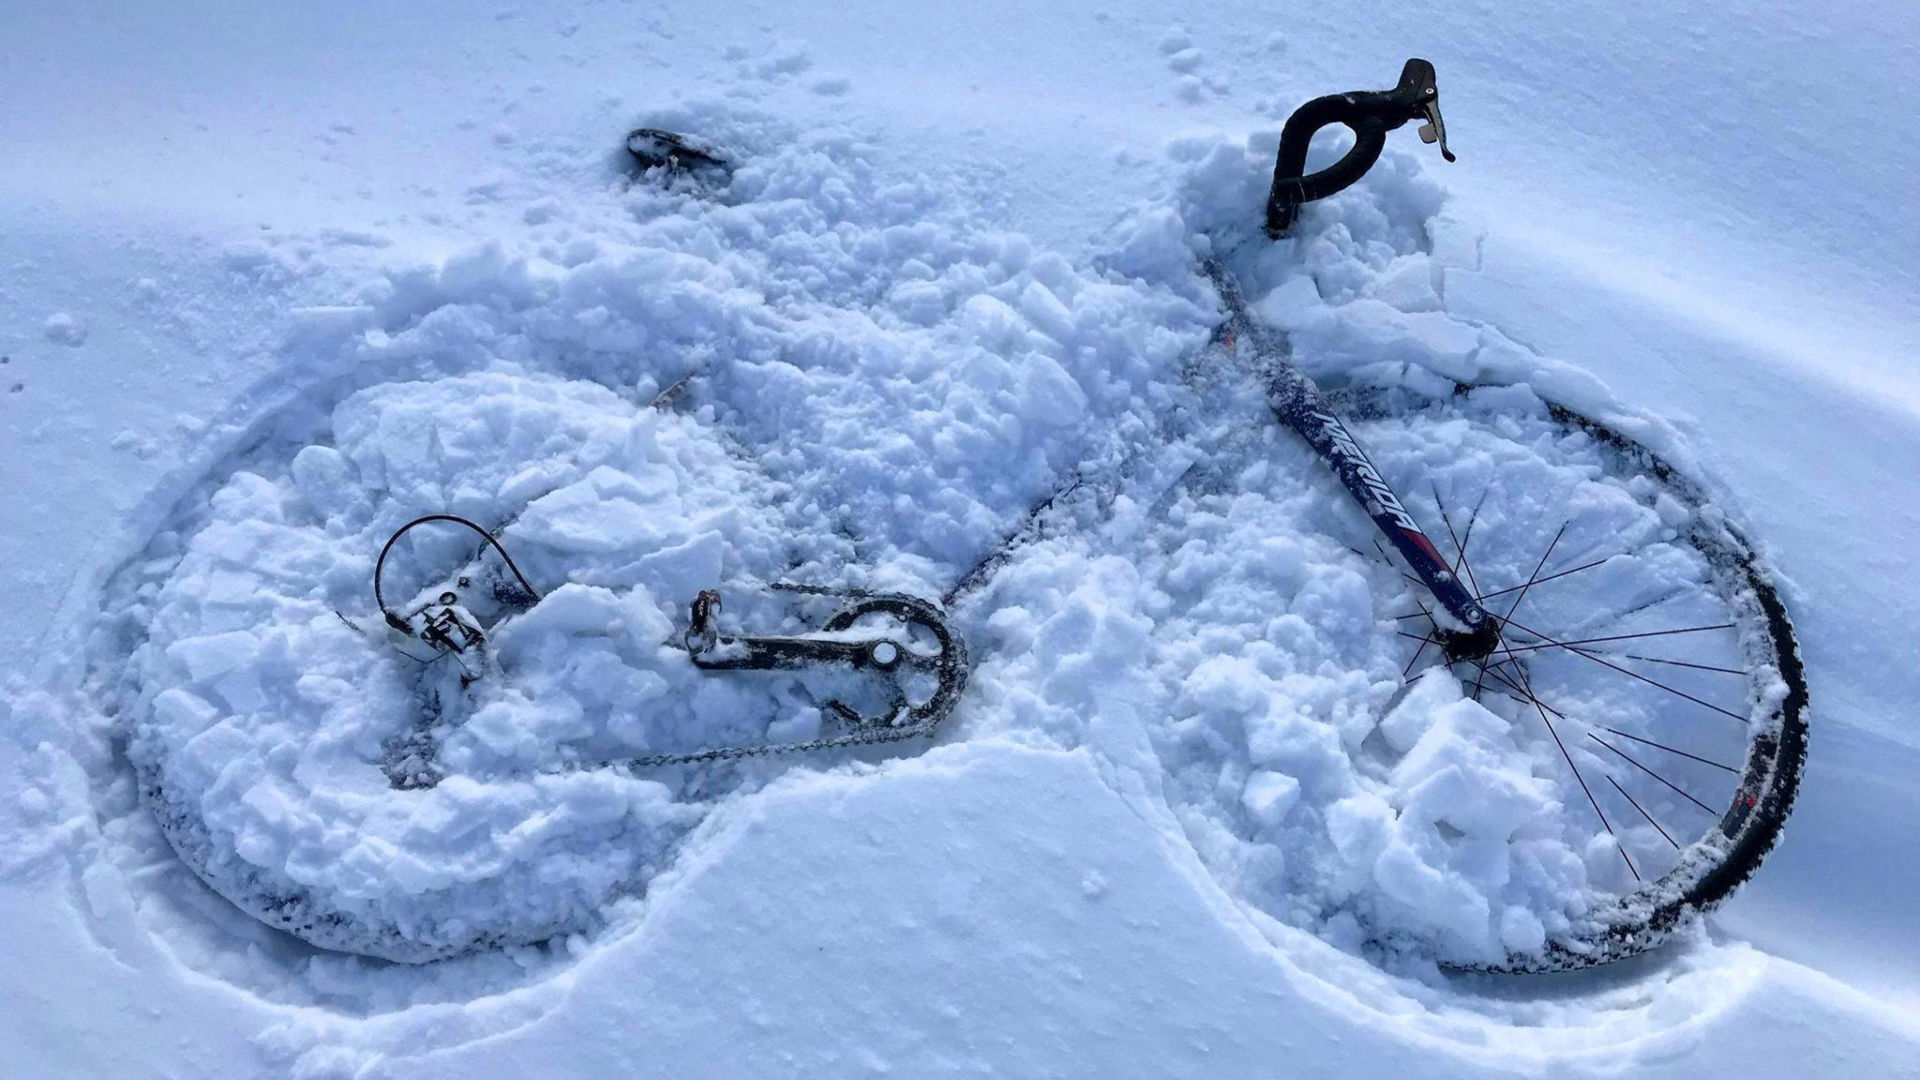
(1326, 380, 1808, 971)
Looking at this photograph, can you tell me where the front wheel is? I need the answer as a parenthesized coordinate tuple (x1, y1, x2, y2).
(1336, 379, 1809, 971)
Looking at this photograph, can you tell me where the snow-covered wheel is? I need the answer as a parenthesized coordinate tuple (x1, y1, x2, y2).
(113, 370, 820, 962)
(1330, 379, 1809, 971)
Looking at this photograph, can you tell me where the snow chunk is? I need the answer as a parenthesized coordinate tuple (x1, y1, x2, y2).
(1241, 770, 1301, 828)
(164, 631, 259, 682)
(1017, 280, 1077, 344)
(515, 466, 679, 555)
(44, 312, 88, 346)
(1367, 255, 1443, 313)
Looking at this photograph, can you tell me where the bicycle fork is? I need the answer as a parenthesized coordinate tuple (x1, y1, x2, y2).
(1205, 260, 1497, 659)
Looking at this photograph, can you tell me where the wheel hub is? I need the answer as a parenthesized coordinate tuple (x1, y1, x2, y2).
(1436, 621, 1502, 664)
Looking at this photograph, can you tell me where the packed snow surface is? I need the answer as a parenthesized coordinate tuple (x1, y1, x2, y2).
(5, 1, 1919, 1078)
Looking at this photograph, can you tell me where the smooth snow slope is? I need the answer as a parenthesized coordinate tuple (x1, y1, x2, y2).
(4, 1, 1919, 1077)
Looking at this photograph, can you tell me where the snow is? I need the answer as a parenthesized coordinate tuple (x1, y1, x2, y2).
(119, 371, 802, 960)
(5, 0, 1920, 1077)
(43, 312, 88, 346)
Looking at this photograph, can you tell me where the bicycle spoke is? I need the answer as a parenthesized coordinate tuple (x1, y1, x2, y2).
(1608, 774, 1681, 850)
(1496, 629, 1637, 881)
(1577, 582, 1702, 638)
(1402, 621, 1436, 679)
(1431, 484, 1485, 599)
(1601, 726, 1739, 774)
(1471, 556, 1613, 603)
(1475, 664, 1534, 704)
(1494, 614, 1749, 724)
(1495, 521, 1566, 649)
(1587, 733, 1718, 815)
(1483, 646, 1746, 678)
(1620, 654, 1747, 675)
(1432, 485, 1504, 701)
(1457, 486, 1491, 571)
(1485, 623, 1738, 655)
(1477, 666, 1729, 832)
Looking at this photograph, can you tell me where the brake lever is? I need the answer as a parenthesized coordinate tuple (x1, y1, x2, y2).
(1264, 57, 1458, 236)
(1392, 57, 1456, 163)
(1413, 96, 1451, 159)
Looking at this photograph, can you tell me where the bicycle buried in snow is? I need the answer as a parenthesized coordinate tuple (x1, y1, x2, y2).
(365, 60, 1806, 973)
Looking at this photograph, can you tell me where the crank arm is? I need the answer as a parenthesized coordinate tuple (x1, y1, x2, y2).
(683, 588, 968, 728)
(686, 631, 906, 672)
(685, 589, 912, 671)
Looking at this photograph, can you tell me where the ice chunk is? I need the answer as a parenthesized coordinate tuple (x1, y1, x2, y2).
(164, 631, 259, 682)
(513, 466, 677, 554)
(1241, 770, 1301, 828)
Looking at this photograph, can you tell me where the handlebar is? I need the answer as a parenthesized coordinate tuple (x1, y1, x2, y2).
(1264, 58, 1456, 237)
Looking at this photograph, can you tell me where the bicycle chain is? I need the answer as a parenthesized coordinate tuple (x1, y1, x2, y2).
(626, 715, 942, 768)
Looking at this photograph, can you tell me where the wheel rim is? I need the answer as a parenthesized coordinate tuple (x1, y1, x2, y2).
(1336, 383, 1809, 971)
